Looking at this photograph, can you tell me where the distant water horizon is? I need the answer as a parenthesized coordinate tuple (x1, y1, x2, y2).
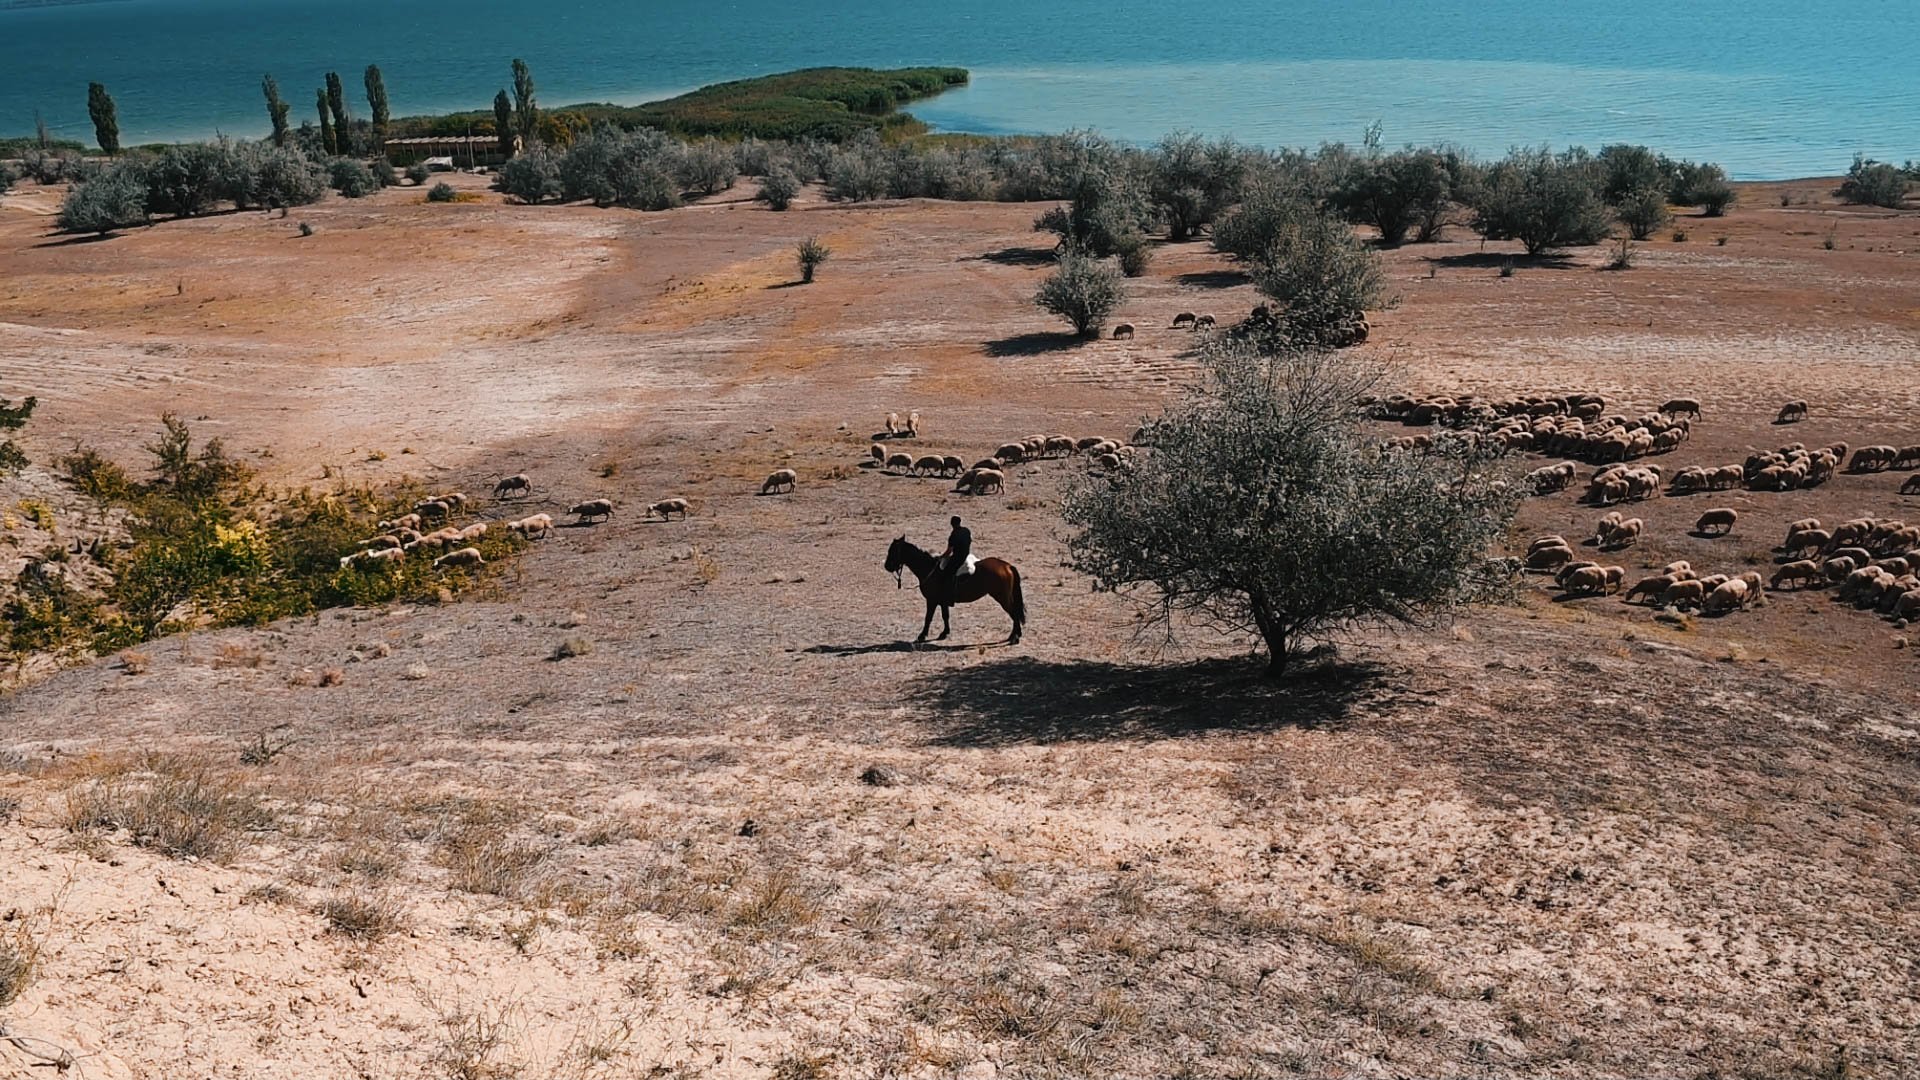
(3, 0, 1916, 179)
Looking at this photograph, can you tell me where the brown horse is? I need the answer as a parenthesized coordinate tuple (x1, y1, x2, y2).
(884, 537, 1025, 644)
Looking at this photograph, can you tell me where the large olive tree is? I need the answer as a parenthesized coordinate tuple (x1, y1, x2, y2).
(1061, 343, 1518, 676)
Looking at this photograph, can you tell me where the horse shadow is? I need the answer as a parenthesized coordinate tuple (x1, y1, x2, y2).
(908, 654, 1390, 746)
(804, 641, 979, 657)
(971, 246, 1056, 267)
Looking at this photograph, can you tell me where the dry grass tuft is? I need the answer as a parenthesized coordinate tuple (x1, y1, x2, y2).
(729, 868, 821, 931)
(62, 757, 273, 862)
(330, 841, 400, 882)
(0, 925, 37, 1008)
(436, 826, 554, 899)
(317, 889, 407, 940)
(118, 650, 150, 674)
(210, 642, 268, 669)
(550, 636, 594, 661)
(421, 993, 519, 1080)
(769, 1051, 835, 1080)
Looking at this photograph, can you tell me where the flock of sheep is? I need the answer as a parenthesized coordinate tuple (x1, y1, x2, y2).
(335, 474, 626, 576)
(869, 429, 1135, 496)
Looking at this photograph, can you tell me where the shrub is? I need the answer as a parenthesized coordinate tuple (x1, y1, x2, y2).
(1615, 186, 1671, 240)
(1694, 179, 1736, 217)
(1330, 148, 1454, 246)
(558, 126, 684, 209)
(251, 145, 326, 208)
(681, 138, 738, 195)
(1469, 147, 1610, 254)
(1669, 160, 1732, 209)
(796, 236, 830, 283)
(824, 139, 890, 201)
(62, 447, 134, 501)
(494, 149, 561, 204)
(370, 158, 398, 188)
(1212, 176, 1314, 262)
(406, 163, 431, 186)
(426, 182, 457, 203)
(146, 142, 228, 217)
(317, 890, 406, 940)
(1837, 154, 1908, 208)
(1247, 207, 1384, 347)
(0, 162, 14, 197)
(327, 157, 377, 198)
(1030, 132, 1154, 257)
(1060, 343, 1518, 676)
(57, 163, 150, 234)
(63, 758, 273, 862)
(1034, 250, 1125, 337)
(757, 168, 801, 210)
(1116, 237, 1153, 278)
(1597, 144, 1669, 205)
(1147, 131, 1248, 241)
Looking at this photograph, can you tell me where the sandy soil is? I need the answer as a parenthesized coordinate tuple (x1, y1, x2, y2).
(1, 171, 1917, 1079)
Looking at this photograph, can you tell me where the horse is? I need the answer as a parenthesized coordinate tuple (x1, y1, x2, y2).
(884, 537, 1025, 644)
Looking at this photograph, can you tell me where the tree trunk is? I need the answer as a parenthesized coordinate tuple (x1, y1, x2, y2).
(1248, 591, 1291, 678)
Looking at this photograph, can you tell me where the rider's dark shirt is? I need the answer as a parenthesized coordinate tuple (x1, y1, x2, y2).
(947, 525, 973, 563)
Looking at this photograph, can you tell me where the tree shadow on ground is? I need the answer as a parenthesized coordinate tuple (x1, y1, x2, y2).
(971, 246, 1056, 267)
(1173, 269, 1252, 289)
(805, 640, 983, 657)
(983, 331, 1089, 357)
(33, 232, 117, 248)
(1430, 251, 1578, 270)
(909, 654, 1391, 746)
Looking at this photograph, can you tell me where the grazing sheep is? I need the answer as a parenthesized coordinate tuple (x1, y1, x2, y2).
(1894, 445, 1920, 470)
(881, 451, 911, 472)
(1601, 517, 1643, 549)
(378, 513, 422, 532)
(1850, 446, 1899, 472)
(1771, 560, 1821, 590)
(1823, 557, 1858, 583)
(1555, 560, 1602, 587)
(1093, 452, 1124, 471)
(907, 411, 921, 436)
(1703, 579, 1750, 615)
(1075, 436, 1109, 452)
(493, 474, 533, 499)
(510, 512, 556, 537)
(1593, 511, 1624, 543)
(1112, 323, 1135, 340)
(1895, 590, 1920, 620)
(1784, 529, 1831, 558)
(1903, 474, 1920, 496)
(1659, 397, 1701, 419)
(1528, 535, 1571, 554)
(871, 443, 886, 464)
(1525, 545, 1575, 571)
(1829, 546, 1874, 568)
(957, 468, 1004, 495)
(643, 500, 687, 522)
(1171, 312, 1197, 329)
(1563, 565, 1610, 596)
(1662, 560, 1693, 577)
(415, 499, 450, 520)
(1625, 575, 1675, 604)
(1045, 435, 1076, 458)
(458, 523, 489, 542)
(1662, 578, 1708, 608)
(994, 443, 1028, 464)
(1783, 518, 1823, 546)
(1775, 400, 1808, 423)
(940, 455, 965, 477)
(886, 413, 901, 435)
(1694, 507, 1738, 536)
(434, 547, 485, 570)
(360, 534, 402, 551)
(570, 498, 615, 522)
(912, 455, 946, 476)
(438, 492, 469, 513)
(969, 458, 1003, 473)
(761, 469, 797, 495)
(1195, 314, 1216, 331)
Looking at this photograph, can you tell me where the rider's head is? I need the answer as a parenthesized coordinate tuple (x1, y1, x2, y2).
(950, 516, 961, 528)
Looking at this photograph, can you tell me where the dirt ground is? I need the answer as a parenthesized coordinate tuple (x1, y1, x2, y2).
(1, 171, 1917, 1079)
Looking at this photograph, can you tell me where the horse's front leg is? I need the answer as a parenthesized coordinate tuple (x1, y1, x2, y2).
(916, 597, 935, 642)
(937, 605, 951, 640)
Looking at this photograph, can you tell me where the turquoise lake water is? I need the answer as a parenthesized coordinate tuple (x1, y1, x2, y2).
(3, 0, 1915, 178)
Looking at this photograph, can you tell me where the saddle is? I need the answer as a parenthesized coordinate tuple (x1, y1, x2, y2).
(940, 554, 979, 578)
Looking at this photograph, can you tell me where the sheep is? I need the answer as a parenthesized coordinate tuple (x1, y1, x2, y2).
(1823, 557, 1858, 583)
(994, 443, 1028, 464)
(378, 513, 422, 532)
(940, 455, 965, 477)
(886, 412, 901, 435)
(871, 443, 886, 464)
(643, 500, 687, 522)
(1195, 314, 1216, 331)
(1850, 446, 1899, 472)
(1904, 474, 1920, 496)
(1876, 557, 1913, 577)
(1783, 518, 1823, 546)
(1171, 312, 1197, 329)
(1829, 546, 1874, 568)
(1112, 323, 1135, 340)
(1895, 445, 1920, 469)
(956, 468, 1004, 495)
(1659, 397, 1701, 419)
(1770, 560, 1822, 590)
(1775, 400, 1808, 423)
(415, 499, 450, 520)
(1524, 545, 1575, 571)
(1895, 590, 1920, 620)
(1528, 535, 1571, 554)
(969, 458, 1003, 473)
(457, 523, 488, 542)
(571, 498, 615, 522)
(1093, 452, 1125, 471)
(1562, 565, 1610, 596)
(1593, 511, 1624, 543)
(1526, 461, 1578, 495)
(1662, 578, 1708, 608)
(1624, 574, 1675, 604)
(1662, 560, 1693, 577)
(761, 470, 797, 495)
(493, 474, 533, 499)
(1555, 560, 1602, 587)
(510, 512, 556, 537)
(884, 451, 913, 472)
(1075, 436, 1109, 452)
(394, 528, 422, 545)
(1783, 529, 1831, 559)
(912, 455, 946, 476)
(1601, 518, 1643, 549)
(1603, 565, 1627, 593)
(1694, 508, 1738, 537)
(360, 534, 402, 551)
(907, 411, 921, 437)
(1703, 579, 1750, 615)
(434, 547, 485, 570)
(438, 492, 469, 513)
(1044, 435, 1077, 458)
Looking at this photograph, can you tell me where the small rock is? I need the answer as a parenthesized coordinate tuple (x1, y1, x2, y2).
(1895, 636, 1908, 650)
(859, 764, 908, 787)
(435, 587, 454, 604)
(551, 636, 593, 661)
(737, 819, 759, 837)
(403, 663, 430, 681)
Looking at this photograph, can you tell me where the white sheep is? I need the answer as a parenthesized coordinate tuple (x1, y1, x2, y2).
(510, 513, 555, 537)
(1703, 579, 1750, 615)
(434, 547, 485, 570)
(458, 523, 488, 541)
(761, 469, 797, 495)
(1694, 508, 1737, 537)
(885, 452, 914, 471)
(907, 410, 921, 436)
(643, 500, 688, 522)
(571, 498, 615, 522)
(493, 474, 533, 499)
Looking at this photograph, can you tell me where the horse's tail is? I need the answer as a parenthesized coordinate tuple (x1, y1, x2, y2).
(1008, 564, 1027, 626)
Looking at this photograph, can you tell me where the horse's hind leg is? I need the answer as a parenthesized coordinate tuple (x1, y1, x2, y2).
(916, 599, 936, 642)
(936, 605, 951, 640)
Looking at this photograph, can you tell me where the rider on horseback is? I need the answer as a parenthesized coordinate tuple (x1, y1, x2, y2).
(935, 515, 971, 604)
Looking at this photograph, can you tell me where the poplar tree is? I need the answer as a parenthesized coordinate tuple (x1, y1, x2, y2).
(317, 89, 336, 155)
(363, 65, 390, 151)
(493, 89, 514, 157)
(87, 82, 120, 155)
(324, 72, 351, 155)
(511, 59, 537, 144)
